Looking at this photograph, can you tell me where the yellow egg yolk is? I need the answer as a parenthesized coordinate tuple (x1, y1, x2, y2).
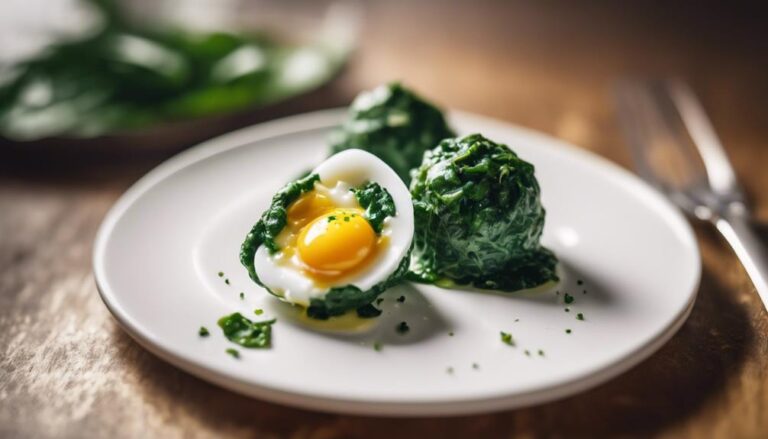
(286, 191, 333, 228)
(297, 209, 376, 274)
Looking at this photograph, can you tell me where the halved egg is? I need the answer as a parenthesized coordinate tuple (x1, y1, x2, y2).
(250, 149, 414, 315)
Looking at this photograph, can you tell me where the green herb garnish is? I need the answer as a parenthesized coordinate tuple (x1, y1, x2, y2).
(225, 278, 230, 285)
(373, 342, 382, 352)
(472, 363, 479, 370)
(396, 296, 405, 303)
(226, 348, 240, 358)
(218, 271, 224, 278)
(564, 293, 574, 304)
(254, 309, 264, 316)
(396, 321, 410, 334)
(566, 329, 572, 334)
(524, 349, 531, 356)
(500, 331, 515, 346)
(327, 215, 336, 222)
(217, 312, 276, 348)
(538, 349, 545, 356)
(198, 326, 210, 337)
(577, 313, 584, 321)
(239, 292, 245, 300)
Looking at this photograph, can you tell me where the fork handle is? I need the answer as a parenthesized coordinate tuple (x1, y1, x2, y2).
(715, 214, 768, 311)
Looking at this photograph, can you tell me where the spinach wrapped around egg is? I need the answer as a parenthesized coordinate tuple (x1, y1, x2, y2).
(409, 134, 558, 291)
(329, 82, 455, 184)
(241, 150, 414, 319)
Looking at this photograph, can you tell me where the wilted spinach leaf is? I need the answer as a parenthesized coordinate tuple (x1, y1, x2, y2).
(240, 173, 319, 283)
(351, 181, 396, 234)
(217, 312, 276, 348)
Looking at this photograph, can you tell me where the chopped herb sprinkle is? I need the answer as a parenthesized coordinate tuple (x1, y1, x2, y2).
(514, 318, 520, 322)
(397, 296, 405, 303)
(566, 329, 572, 334)
(225, 278, 230, 285)
(239, 292, 245, 300)
(472, 362, 479, 370)
(373, 342, 382, 351)
(524, 350, 531, 356)
(565, 307, 570, 312)
(577, 313, 585, 321)
(564, 293, 574, 304)
(449, 331, 454, 336)
(447, 367, 454, 374)
(198, 326, 210, 337)
(344, 216, 350, 222)
(538, 349, 545, 356)
(217, 271, 224, 277)
(396, 321, 410, 334)
(375, 298, 384, 305)
(254, 309, 264, 316)
(577, 280, 583, 285)
(327, 215, 336, 222)
(500, 331, 515, 346)
(226, 348, 240, 358)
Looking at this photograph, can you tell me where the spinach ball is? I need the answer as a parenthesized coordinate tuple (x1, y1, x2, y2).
(328, 82, 455, 184)
(408, 134, 558, 291)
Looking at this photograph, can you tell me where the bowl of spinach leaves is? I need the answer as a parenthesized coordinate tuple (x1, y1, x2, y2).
(0, 0, 356, 152)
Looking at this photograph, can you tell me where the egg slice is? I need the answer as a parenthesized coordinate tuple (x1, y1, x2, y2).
(253, 149, 414, 307)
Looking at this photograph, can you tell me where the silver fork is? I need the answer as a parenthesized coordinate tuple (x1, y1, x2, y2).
(615, 79, 768, 311)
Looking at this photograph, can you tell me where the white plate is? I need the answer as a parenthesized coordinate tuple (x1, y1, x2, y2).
(93, 109, 700, 416)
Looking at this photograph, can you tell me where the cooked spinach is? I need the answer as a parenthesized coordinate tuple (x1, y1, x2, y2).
(328, 83, 455, 183)
(306, 255, 410, 319)
(240, 173, 319, 282)
(350, 181, 396, 234)
(0, 0, 340, 140)
(240, 174, 407, 319)
(409, 134, 558, 291)
(217, 312, 276, 348)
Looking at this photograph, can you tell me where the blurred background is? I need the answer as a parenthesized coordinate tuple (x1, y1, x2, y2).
(2, 1, 767, 438)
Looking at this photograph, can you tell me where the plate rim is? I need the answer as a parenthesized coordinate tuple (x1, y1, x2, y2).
(93, 108, 701, 416)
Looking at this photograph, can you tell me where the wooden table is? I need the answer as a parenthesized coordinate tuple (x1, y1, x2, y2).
(2, 1, 766, 437)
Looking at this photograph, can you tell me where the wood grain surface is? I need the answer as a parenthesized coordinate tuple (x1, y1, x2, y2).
(1, 1, 767, 438)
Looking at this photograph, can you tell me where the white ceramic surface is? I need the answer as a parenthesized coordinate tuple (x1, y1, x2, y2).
(93, 109, 701, 416)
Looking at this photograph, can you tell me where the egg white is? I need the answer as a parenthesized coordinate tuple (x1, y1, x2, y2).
(253, 149, 414, 307)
